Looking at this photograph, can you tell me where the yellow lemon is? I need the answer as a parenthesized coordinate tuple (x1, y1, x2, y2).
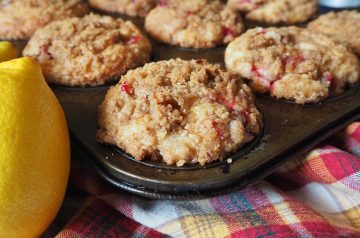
(0, 57, 70, 238)
(0, 41, 17, 63)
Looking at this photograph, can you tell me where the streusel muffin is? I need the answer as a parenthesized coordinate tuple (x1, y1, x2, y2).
(97, 59, 262, 166)
(225, 27, 360, 104)
(89, 0, 156, 17)
(145, 0, 244, 49)
(23, 14, 152, 87)
(0, 0, 88, 40)
(308, 11, 360, 56)
(227, 0, 317, 25)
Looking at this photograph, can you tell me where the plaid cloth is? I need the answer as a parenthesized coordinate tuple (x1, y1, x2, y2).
(46, 122, 360, 238)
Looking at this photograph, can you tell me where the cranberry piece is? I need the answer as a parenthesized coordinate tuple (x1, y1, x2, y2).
(283, 55, 304, 69)
(324, 72, 333, 83)
(241, 109, 250, 124)
(323, 72, 333, 87)
(121, 81, 134, 95)
(251, 64, 276, 91)
(255, 29, 266, 35)
(269, 81, 276, 94)
(211, 121, 224, 139)
(222, 26, 237, 37)
(37, 44, 53, 61)
(251, 65, 270, 80)
(212, 95, 236, 111)
(227, 100, 236, 111)
(158, 0, 167, 7)
(127, 35, 142, 45)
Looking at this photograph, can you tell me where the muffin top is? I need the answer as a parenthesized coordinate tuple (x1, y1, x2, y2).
(145, 0, 244, 49)
(0, 0, 88, 40)
(97, 59, 262, 166)
(227, 0, 317, 25)
(225, 27, 360, 104)
(23, 14, 152, 87)
(308, 10, 360, 56)
(89, 0, 157, 17)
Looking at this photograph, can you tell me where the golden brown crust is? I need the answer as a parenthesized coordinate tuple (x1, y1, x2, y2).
(308, 11, 360, 56)
(23, 14, 152, 87)
(0, 0, 88, 40)
(225, 27, 360, 104)
(97, 59, 262, 166)
(89, 0, 156, 17)
(227, 0, 317, 25)
(145, 0, 244, 49)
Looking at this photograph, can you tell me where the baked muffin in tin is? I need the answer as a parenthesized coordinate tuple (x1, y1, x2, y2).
(23, 14, 152, 87)
(89, 0, 157, 17)
(145, 0, 244, 49)
(308, 10, 360, 56)
(227, 0, 317, 25)
(0, 0, 88, 40)
(225, 27, 360, 104)
(97, 59, 262, 166)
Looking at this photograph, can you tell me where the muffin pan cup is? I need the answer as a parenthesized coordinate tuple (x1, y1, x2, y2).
(8, 6, 360, 199)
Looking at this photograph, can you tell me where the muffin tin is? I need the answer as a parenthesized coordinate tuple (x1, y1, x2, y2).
(10, 6, 360, 199)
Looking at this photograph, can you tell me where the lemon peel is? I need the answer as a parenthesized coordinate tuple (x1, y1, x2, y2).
(0, 57, 70, 238)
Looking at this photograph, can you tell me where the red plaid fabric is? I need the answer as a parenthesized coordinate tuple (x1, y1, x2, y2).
(46, 122, 360, 237)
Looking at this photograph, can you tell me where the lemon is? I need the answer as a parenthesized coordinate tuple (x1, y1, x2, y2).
(0, 57, 70, 238)
(0, 41, 17, 63)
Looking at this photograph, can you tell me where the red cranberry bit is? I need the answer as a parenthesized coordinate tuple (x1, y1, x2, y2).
(251, 64, 275, 92)
(121, 81, 134, 95)
(227, 100, 236, 111)
(222, 26, 237, 38)
(241, 109, 250, 124)
(257, 77, 272, 89)
(323, 72, 333, 87)
(186, 11, 193, 16)
(269, 81, 276, 94)
(324, 72, 333, 83)
(211, 121, 224, 139)
(38, 44, 53, 61)
(283, 55, 304, 69)
(127, 35, 142, 45)
(251, 65, 267, 79)
(212, 95, 236, 111)
(158, 0, 167, 7)
(221, 96, 236, 111)
(255, 29, 266, 35)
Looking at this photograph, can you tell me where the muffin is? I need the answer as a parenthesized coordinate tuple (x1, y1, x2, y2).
(308, 11, 360, 56)
(145, 0, 244, 49)
(97, 59, 262, 166)
(23, 14, 152, 87)
(227, 0, 317, 25)
(225, 27, 360, 104)
(89, 0, 157, 17)
(0, 0, 88, 40)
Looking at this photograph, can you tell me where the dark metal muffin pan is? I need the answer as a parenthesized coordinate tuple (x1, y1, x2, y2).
(10, 6, 360, 199)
